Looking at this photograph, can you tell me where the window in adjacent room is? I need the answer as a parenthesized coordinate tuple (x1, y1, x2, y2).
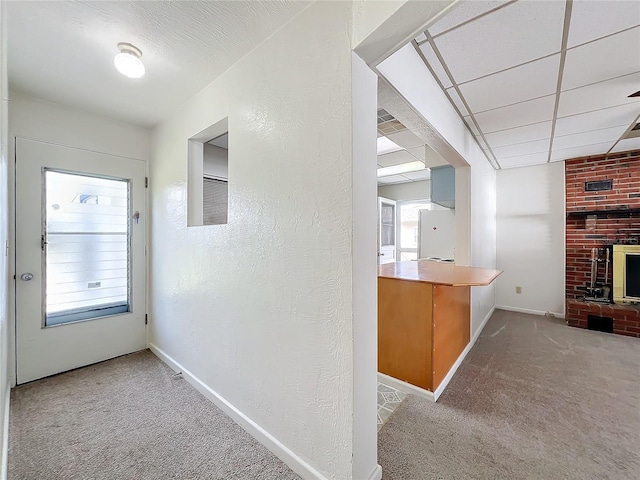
(203, 134, 228, 225)
(187, 118, 228, 226)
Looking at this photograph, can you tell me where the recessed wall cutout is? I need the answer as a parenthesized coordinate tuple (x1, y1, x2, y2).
(187, 118, 229, 226)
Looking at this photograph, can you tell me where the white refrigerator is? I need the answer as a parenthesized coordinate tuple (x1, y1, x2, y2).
(417, 209, 456, 261)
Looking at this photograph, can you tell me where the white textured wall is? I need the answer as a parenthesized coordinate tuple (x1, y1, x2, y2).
(378, 44, 497, 337)
(7, 93, 151, 387)
(377, 180, 430, 201)
(497, 163, 566, 316)
(149, 3, 365, 479)
(0, 3, 10, 474)
(8, 92, 150, 161)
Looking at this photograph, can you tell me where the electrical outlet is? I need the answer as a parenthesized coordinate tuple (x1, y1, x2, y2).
(515, 286, 522, 294)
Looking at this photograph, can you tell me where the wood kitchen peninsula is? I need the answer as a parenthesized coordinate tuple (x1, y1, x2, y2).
(378, 260, 502, 398)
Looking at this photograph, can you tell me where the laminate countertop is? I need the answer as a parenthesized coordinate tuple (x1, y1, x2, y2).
(378, 260, 502, 287)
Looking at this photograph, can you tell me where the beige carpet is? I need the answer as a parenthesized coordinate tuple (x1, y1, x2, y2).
(378, 310, 640, 480)
(9, 350, 300, 480)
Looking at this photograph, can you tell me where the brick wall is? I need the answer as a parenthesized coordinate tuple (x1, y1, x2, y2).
(565, 150, 640, 337)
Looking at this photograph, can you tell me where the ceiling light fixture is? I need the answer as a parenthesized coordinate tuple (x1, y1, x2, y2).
(377, 161, 427, 178)
(114, 42, 145, 79)
(377, 136, 403, 155)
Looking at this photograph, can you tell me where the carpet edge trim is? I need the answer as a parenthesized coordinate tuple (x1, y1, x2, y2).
(1, 380, 9, 480)
(377, 373, 435, 402)
(496, 305, 565, 319)
(433, 305, 495, 400)
(148, 343, 328, 480)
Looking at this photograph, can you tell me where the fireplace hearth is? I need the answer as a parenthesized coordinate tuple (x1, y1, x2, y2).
(565, 150, 640, 338)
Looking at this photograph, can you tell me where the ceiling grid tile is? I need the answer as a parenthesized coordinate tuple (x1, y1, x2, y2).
(432, 0, 566, 84)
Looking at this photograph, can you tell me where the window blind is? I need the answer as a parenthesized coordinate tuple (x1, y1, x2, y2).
(203, 177, 228, 225)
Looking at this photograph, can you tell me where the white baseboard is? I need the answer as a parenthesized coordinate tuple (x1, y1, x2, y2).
(432, 306, 495, 400)
(378, 306, 496, 403)
(474, 305, 495, 345)
(367, 464, 382, 480)
(377, 372, 435, 402)
(1, 382, 10, 480)
(496, 305, 565, 319)
(148, 343, 327, 480)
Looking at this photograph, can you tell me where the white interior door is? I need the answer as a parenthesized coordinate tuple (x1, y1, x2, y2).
(378, 197, 396, 264)
(15, 139, 147, 384)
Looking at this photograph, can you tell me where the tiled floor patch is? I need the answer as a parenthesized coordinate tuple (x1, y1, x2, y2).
(377, 382, 407, 430)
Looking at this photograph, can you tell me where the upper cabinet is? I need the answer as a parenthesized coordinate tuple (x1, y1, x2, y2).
(430, 165, 455, 209)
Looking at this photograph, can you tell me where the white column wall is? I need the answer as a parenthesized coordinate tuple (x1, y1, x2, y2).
(351, 52, 380, 480)
(497, 163, 566, 316)
(149, 3, 363, 479)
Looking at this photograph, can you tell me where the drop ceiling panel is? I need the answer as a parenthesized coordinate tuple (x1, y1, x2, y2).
(492, 138, 550, 160)
(402, 169, 431, 181)
(484, 121, 552, 148)
(377, 150, 420, 167)
(550, 142, 613, 162)
(474, 95, 555, 134)
(378, 175, 410, 185)
(418, 43, 453, 88)
(445, 87, 469, 116)
(428, 0, 511, 37)
(567, 0, 640, 48)
(562, 27, 640, 91)
(387, 130, 425, 150)
(557, 72, 640, 117)
(459, 54, 560, 113)
(499, 152, 549, 168)
(610, 137, 640, 153)
(553, 125, 627, 151)
(555, 103, 640, 137)
(433, 0, 565, 83)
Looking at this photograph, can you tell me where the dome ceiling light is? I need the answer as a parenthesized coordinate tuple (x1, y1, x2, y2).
(114, 42, 145, 79)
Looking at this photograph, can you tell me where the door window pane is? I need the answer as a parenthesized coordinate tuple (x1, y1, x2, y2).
(44, 171, 130, 326)
(381, 203, 395, 246)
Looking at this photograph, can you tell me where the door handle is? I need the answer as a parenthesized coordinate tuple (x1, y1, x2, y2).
(20, 273, 34, 281)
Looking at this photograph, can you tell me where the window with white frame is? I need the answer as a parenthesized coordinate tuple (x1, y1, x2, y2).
(396, 200, 430, 261)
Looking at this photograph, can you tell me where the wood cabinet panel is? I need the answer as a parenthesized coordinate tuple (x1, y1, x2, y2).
(378, 277, 432, 390)
(432, 285, 470, 390)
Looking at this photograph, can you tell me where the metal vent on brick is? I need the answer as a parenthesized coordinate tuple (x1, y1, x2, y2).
(585, 180, 613, 192)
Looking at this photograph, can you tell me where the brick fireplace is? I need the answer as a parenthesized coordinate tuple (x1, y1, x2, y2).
(565, 150, 640, 337)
